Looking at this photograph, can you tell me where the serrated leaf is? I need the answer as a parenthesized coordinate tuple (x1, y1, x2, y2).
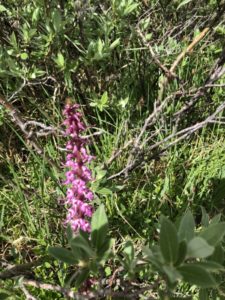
(199, 222, 225, 246)
(178, 210, 195, 242)
(48, 247, 77, 265)
(178, 264, 217, 288)
(91, 204, 108, 251)
(187, 237, 214, 258)
(160, 217, 179, 264)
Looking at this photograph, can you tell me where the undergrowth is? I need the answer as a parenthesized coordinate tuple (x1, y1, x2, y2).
(0, 0, 225, 299)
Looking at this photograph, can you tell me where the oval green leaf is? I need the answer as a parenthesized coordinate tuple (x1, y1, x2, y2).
(199, 222, 225, 246)
(187, 237, 214, 258)
(178, 264, 217, 288)
(48, 246, 77, 265)
(160, 217, 179, 264)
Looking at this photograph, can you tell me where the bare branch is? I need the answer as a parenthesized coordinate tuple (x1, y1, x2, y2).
(0, 258, 45, 280)
(108, 100, 225, 180)
(19, 282, 37, 300)
(22, 278, 157, 300)
(174, 64, 225, 117)
(0, 96, 60, 169)
(136, 26, 177, 79)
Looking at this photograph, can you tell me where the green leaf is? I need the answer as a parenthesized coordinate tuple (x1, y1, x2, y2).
(105, 266, 112, 276)
(95, 168, 107, 180)
(32, 7, 40, 23)
(124, 3, 139, 15)
(123, 241, 134, 262)
(97, 187, 112, 195)
(177, 0, 193, 10)
(66, 224, 74, 242)
(142, 245, 153, 258)
(0, 5, 7, 13)
(79, 229, 90, 242)
(101, 91, 108, 104)
(97, 238, 114, 263)
(199, 222, 225, 246)
(0, 289, 11, 300)
(55, 52, 65, 69)
(89, 260, 98, 273)
(97, 38, 103, 52)
(0, 293, 10, 300)
(91, 204, 108, 250)
(110, 38, 120, 50)
(118, 96, 129, 109)
(178, 264, 217, 288)
(9, 32, 18, 50)
(142, 245, 164, 270)
(20, 53, 28, 60)
(74, 268, 89, 288)
(201, 207, 209, 227)
(193, 261, 223, 271)
(52, 9, 62, 32)
(210, 214, 221, 225)
(160, 217, 179, 264)
(178, 210, 195, 242)
(187, 237, 214, 258)
(70, 235, 95, 259)
(209, 244, 224, 264)
(48, 247, 77, 265)
(199, 289, 209, 300)
(163, 265, 182, 283)
(175, 240, 187, 266)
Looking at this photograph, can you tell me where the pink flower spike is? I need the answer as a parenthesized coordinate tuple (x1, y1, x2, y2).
(62, 103, 94, 233)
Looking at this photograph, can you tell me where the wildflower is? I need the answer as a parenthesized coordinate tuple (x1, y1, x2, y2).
(62, 104, 94, 232)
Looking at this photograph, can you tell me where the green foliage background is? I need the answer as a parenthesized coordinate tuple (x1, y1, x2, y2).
(0, 0, 225, 298)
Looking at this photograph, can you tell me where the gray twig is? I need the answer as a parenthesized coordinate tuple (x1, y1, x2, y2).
(19, 282, 37, 300)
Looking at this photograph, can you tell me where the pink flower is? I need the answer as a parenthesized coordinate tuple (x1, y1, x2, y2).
(62, 104, 94, 232)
